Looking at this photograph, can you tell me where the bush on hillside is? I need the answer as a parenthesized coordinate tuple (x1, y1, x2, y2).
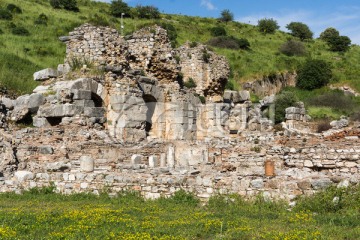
(328, 35, 351, 52)
(88, 14, 110, 27)
(219, 9, 233, 23)
(257, 18, 279, 34)
(50, 0, 79, 12)
(274, 91, 298, 123)
(0, 28, 3, 34)
(11, 26, 30, 36)
(296, 59, 332, 90)
(279, 39, 306, 56)
(184, 78, 197, 89)
(286, 22, 313, 41)
(210, 26, 227, 37)
(135, 5, 160, 19)
(110, 0, 131, 18)
(6, 4, 22, 14)
(0, 9, 13, 20)
(34, 13, 48, 25)
(207, 36, 250, 50)
(308, 91, 355, 110)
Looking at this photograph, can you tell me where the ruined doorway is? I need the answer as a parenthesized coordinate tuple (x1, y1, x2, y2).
(143, 94, 157, 135)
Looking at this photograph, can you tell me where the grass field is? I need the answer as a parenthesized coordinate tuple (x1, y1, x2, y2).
(0, 186, 359, 239)
(0, 0, 359, 95)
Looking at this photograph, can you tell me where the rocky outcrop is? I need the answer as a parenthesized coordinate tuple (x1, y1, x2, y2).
(243, 72, 296, 97)
(177, 43, 230, 102)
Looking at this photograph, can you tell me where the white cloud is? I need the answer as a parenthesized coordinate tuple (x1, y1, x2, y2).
(201, 0, 216, 10)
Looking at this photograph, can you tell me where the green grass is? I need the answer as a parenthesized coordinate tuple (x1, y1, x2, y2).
(0, 186, 359, 239)
(0, 0, 359, 95)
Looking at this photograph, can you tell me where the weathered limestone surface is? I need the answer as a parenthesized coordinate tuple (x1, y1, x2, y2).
(177, 43, 230, 102)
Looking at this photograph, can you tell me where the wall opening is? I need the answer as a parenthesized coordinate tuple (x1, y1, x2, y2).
(143, 94, 157, 134)
(47, 117, 62, 126)
(91, 92, 103, 108)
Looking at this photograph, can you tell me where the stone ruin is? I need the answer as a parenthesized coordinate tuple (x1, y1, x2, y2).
(0, 24, 359, 202)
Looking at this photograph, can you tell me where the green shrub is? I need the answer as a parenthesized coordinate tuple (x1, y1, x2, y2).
(110, 0, 131, 18)
(169, 189, 199, 206)
(207, 36, 250, 50)
(316, 120, 332, 133)
(219, 9, 233, 23)
(296, 59, 333, 90)
(50, 0, 79, 12)
(12, 26, 30, 36)
(88, 14, 109, 26)
(257, 18, 279, 34)
(225, 80, 235, 90)
(0, 9, 13, 20)
(308, 91, 354, 111)
(6, 4, 22, 14)
(0, 28, 3, 34)
(210, 26, 227, 36)
(189, 41, 197, 48)
(274, 91, 298, 123)
(279, 40, 306, 56)
(184, 78, 197, 88)
(202, 49, 211, 63)
(135, 5, 160, 19)
(328, 35, 351, 52)
(34, 13, 48, 25)
(286, 22, 313, 41)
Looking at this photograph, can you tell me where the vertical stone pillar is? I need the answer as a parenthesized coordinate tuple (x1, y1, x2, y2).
(160, 153, 166, 167)
(149, 155, 158, 168)
(167, 145, 175, 168)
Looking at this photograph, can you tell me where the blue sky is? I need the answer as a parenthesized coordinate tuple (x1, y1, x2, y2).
(103, 0, 360, 44)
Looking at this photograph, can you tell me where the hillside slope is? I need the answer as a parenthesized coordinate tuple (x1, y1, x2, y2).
(0, 0, 359, 95)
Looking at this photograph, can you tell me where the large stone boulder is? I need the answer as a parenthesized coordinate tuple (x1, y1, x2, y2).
(33, 68, 59, 81)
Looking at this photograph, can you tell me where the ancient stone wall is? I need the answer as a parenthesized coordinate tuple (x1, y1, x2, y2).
(177, 43, 230, 102)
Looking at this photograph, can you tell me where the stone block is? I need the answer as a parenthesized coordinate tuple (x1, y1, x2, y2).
(74, 100, 95, 107)
(38, 105, 84, 117)
(28, 94, 45, 113)
(83, 107, 105, 117)
(311, 178, 332, 190)
(33, 68, 59, 81)
(80, 156, 94, 172)
(39, 146, 54, 154)
(14, 171, 34, 182)
(131, 155, 143, 165)
(72, 89, 92, 100)
(250, 179, 264, 189)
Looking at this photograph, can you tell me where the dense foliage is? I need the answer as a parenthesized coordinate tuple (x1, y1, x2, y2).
(210, 26, 227, 37)
(110, 0, 131, 18)
(320, 27, 351, 52)
(296, 59, 333, 90)
(50, 0, 79, 12)
(257, 18, 279, 34)
(207, 36, 250, 50)
(274, 91, 298, 123)
(279, 39, 306, 56)
(135, 5, 161, 19)
(286, 22, 313, 41)
(219, 9, 233, 23)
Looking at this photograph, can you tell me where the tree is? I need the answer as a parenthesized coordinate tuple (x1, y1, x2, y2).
(296, 59, 332, 90)
(279, 40, 306, 56)
(319, 28, 351, 52)
(286, 22, 313, 41)
(110, 0, 131, 18)
(219, 9, 233, 23)
(274, 91, 298, 123)
(328, 35, 351, 52)
(320, 27, 340, 42)
(135, 5, 160, 19)
(257, 18, 279, 34)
